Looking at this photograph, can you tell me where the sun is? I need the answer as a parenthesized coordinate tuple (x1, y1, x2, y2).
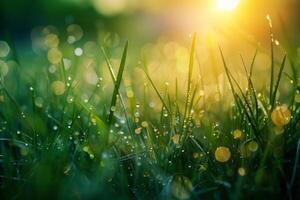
(216, 0, 239, 12)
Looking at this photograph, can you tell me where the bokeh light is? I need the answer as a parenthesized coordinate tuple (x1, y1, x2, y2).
(0, 59, 9, 76)
(51, 80, 66, 95)
(0, 41, 10, 58)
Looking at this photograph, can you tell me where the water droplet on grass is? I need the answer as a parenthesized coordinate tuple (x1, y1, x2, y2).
(135, 127, 142, 134)
(74, 47, 83, 56)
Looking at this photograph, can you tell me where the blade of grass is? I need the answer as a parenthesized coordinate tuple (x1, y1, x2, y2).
(220, 47, 261, 142)
(271, 55, 287, 108)
(60, 59, 67, 84)
(101, 46, 117, 81)
(142, 67, 171, 115)
(101, 45, 133, 134)
(240, 54, 259, 121)
(268, 16, 275, 104)
(219, 47, 237, 99)
(181, 83, 199, 143)
(249, 48, 259, 100)
(230, 73, 261, 140)
(108, 41, 128, 123)
(182, 33, 197, 131)
(196, 54, 206, 108)
(249, 48, 258, 78)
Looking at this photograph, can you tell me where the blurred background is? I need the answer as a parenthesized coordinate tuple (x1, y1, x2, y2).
(1, 0, 300, 45)
(0, 0, 300, 105)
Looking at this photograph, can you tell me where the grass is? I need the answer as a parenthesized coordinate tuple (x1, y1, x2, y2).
(0, 26, 300, 200)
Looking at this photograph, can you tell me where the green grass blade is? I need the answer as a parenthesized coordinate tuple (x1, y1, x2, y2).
(182, 33, 197, 130)
(187, 33, 197, 93)
(60, 59, 67, 84)
(271, 55, 287, 108)
(269, 19, 275, 104)
(220, 47, 261, 142)
(108, 41, 128, 123)
(101, 46, 117, 80)
(250, 48, 258, 78)
(143, 68, 171, 115)
(240, 54, 259, 121)
(219, 46, 237, 98)
(101, 44, 133, 134)
(238, 55, 258, 122)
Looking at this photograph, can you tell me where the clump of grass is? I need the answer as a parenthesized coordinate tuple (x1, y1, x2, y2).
(0, 24, 299, 200)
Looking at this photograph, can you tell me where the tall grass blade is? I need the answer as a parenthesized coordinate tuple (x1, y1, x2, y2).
(271, 55, 287, 108)
(250, 48, 258, 78)
(101, 45, 133, 134)
(108, 41, 128, 123)
(268, 16, 275, 104)
(220, 47, 261, 142)
(182, 33, 197, 130)
(143, 67, 171, 115)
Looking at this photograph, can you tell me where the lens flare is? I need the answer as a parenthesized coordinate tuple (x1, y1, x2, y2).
(216, 0, 239, 12)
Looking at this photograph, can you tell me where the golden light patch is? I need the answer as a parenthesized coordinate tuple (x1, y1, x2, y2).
(45, 34, 59, 48)
(51, 81, 66, 96)
(135, 127, 142, 134)
(233, 129, 243, 139)
(172, 134, 180, 144)
(271, 105, 291, 127)
(238, 167, 246, 176)
(126, 89, 134, 98)
(47, 48, 62, 64)
(215, 146, 231, 162)
(141, 121, 148, 128)
(248, 141, 258, 152)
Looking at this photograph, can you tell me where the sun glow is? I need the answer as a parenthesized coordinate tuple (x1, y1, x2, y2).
(216, 0, 239, 12)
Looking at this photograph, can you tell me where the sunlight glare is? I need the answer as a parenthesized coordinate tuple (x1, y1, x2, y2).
(216, 0, 239, 12)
